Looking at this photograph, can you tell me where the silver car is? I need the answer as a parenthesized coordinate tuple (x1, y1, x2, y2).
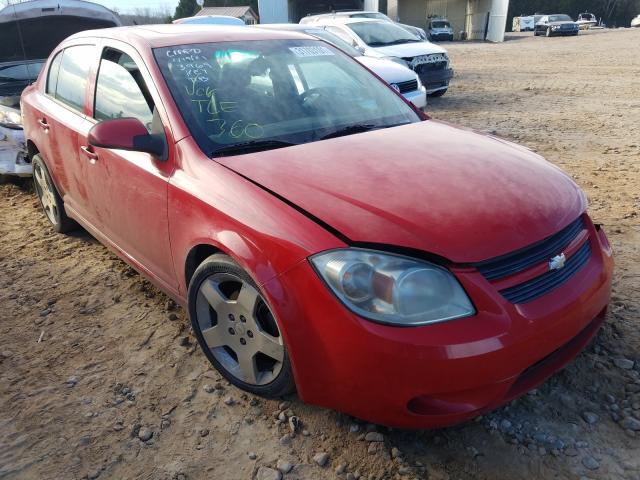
(255, 24, 427, 108)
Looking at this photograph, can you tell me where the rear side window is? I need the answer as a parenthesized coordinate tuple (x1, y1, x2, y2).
(54, 45, 94, 112)
(94, 49, 154, 131)
(46, 51, 63, 95)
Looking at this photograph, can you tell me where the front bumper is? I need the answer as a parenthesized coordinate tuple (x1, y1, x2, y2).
(430, 32, 454, 41)
(402, 86, 427, 109)
(417, 68, 454, 93)
(0, 126, 31, 177)
(551, 27, 579, 35)
(263, 219, 613, 428)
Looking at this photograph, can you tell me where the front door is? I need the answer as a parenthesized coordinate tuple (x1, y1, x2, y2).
(80, 42, 178, 291)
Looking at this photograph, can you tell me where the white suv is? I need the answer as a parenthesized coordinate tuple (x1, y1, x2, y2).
(310, 18, 453, 97)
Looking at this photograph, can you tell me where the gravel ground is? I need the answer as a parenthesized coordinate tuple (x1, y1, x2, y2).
(1, 28, 639, 480)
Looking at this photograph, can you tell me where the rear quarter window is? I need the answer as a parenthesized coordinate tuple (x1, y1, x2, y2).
(46, 51, 63, 95)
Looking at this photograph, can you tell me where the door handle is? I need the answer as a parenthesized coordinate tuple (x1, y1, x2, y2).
(80, 145, 98, 162)
(38, 118, 49, 131)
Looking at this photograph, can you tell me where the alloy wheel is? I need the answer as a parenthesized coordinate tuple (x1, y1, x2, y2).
(194, 272, 284, 385)
(34, 163, 58, 225)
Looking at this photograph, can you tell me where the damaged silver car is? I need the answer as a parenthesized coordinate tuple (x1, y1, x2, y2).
(0, 0, 121, 179)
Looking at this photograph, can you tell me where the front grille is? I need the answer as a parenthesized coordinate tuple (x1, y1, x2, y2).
(474, 216, 592, 303)
(475, 217, 585, 281)
(394, 79, 418, 94)
(499, 241, 591, 303)
(414, 61, 447, 74)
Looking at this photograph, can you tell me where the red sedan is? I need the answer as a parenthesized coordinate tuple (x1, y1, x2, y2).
(21, 25, 613, 428)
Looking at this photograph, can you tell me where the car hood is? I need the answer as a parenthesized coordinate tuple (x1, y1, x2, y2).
(216, 121, 586, 263)
(367, 41, 447, 58)
(0, 1, 121, 62)
(356, 56, 418, 84)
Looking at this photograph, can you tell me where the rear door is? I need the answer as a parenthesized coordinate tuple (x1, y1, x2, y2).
(39, 43, 100, 222)
(81, 40, 178, 291)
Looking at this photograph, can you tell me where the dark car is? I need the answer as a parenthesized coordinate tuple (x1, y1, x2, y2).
(534, 14, 579, 37)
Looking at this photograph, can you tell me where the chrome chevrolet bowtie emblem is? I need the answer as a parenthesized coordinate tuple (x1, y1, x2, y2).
(549, 253, 567, 271)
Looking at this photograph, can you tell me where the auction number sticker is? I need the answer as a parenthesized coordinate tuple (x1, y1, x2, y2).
(289, 46, 335, 57)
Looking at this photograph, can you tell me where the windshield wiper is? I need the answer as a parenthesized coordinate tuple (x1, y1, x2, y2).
(320, 122, 414, 141)
(210, 139, 297, 157)
(319, 124, 380, 140)
(386, 38, 421, 45)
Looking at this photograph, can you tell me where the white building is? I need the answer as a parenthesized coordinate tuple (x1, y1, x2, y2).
(257, 0, 509, 42)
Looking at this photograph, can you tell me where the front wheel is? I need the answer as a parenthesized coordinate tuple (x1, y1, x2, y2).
(188, 254, 295, 397)
(32, 154, 77, 233)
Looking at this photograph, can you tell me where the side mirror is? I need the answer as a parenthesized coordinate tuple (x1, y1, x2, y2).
(88, 117, 166, 159)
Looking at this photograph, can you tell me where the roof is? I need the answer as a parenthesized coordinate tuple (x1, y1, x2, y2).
(314, 17, 386, 26)
(255, 24, 320, 32)
(195, 6, 257, 19)
(65, 24, 310, 49)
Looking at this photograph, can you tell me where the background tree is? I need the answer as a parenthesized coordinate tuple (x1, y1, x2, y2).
(173, 0, 198, 20)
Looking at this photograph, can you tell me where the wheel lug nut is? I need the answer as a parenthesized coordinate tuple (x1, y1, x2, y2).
(228, 327, 235, 335)
(228, 314, 235, 321)
(240, 315, 246, 323)
(240, 338, 246, 345)
(247, 331, 253, 338)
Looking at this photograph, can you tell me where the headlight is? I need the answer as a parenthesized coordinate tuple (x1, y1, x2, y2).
(383, 56, 409, 68)
(311, 249, 475, 326)
(0, 104, 23, 129)
(551, 25, 560, 30)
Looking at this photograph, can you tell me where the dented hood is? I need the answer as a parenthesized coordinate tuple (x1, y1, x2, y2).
(217, 121, 586, 263)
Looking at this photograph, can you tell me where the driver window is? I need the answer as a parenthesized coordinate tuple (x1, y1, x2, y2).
(94, 48, 154, 131)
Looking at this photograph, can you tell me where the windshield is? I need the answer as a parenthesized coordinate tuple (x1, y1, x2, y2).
(431, 21, 450, 28)
(154, 40, 419, 156)
(306, 29, 362, 56)
(348, 21, 421, 46)
(0, 61, 45, 81)
(549, 15, 573, 22)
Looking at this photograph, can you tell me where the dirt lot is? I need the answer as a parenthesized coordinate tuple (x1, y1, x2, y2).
(1, 28, 639, 480)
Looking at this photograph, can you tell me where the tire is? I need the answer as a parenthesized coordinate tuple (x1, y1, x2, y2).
(428, 88, 448, 97)
(533, 29, 538, 36)
(188, 253, 295, 398)
(32, 154, 77, 233)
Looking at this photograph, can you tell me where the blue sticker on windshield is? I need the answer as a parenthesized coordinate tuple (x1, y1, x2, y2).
(289, 46, 335, 57)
